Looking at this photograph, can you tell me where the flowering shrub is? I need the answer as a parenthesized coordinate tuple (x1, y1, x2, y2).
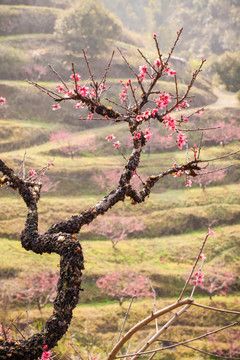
(96, 272, 153, 305)
(89, 214, 146, 248)
(16, 272, 59, 311)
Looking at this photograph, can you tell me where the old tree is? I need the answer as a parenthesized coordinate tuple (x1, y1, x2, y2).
(0, 30, 239, 359)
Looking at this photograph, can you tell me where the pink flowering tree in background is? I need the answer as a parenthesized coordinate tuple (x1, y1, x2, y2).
(0, 29, 239, 359)
(192, 168, 227, 191)
(15, 272, 59, 312)
(50, 130, 97, 159)
(209, 330, 240, 358)
(96, 272, 153, 305)
(196, 270, 238, 300)
(89, 214, 146, 248)
(204, 119, 240, 146)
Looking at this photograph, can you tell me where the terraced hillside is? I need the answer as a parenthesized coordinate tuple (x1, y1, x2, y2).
(0, 1, 240, 359)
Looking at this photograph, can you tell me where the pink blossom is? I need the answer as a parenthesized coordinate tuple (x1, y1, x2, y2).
(154, 92, 171, 109)
(151, 109, 158, 116)
(91, 89, 96, 97)
(154, 58, 161, 67)
(52, 104, 61, 111)
(143, 108, 151, 119)
(208, 228, 216, 236)
(176, 132, 187, 149)
(144, 128, 153, 142)
(192, 271, 205, 286)
(200, 253, 206, 260)
(56, 85, 64, 93)
(163, 114, 176, 131)
(106, 134, 115, 142)
(0, 97, 6, 104)
(119, 88, 127, 103)
(138, 64, 148, 81)
(67, 342, 71, 346)
(88, 113, 93, 120)
(136, 114, 143, 122)
(75, 102, 84, 109)
(132, 131, 142, 140)
(70, 73, 80, 81)
(153, 32, 157, 37)
(176, 101, 190, 111)
(197, 109, 204, 116)
(163, 67, 176, 76)
(113, 141, 120, 149)
(64, 89, 74, 97)
(185, 179, 192, 187)
(28, 169, 36, 177)
(78, 86, 89, 96)
(168, 133, 173, 140)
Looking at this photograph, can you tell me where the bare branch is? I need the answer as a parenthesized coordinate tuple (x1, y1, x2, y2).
(192, 302, 240, 315)
(107, 298, 193, 360)
(117, 293, 136, 342)
(178, 230, 210, 301)
(115, 322, 239, 358)
(48, 64, 69, 91)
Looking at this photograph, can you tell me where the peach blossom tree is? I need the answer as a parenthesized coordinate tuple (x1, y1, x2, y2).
(0, 30, 239, 359)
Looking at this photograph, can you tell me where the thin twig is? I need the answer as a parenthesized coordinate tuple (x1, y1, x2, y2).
(71, 63, 79, 95)
(164, 28, 183, 67)
(178, 126, 221, 132)
(48, 64, 69, 90)
(199, 149, 240, 163)
(157, 339, 240, 360)
(174, 75, 179, 103)
(117, 47, 146, 96)
(107, 298, 193, 360)
(147, 276, 158, 332)
(82, 49, 95, 86)
(153, 36, 163, 69)
(12, 323, 26, 339)
(99, 50, 115, 87)
(137, 49, 157, 74)
(18, 150, 27, 179)
(115, 322, 238, 358)
(118, 293, 136, 342)
(192, 302, 240, 315)
(27, 80, 63, 100)
(178, 230, 209, 301)
(26, 310, 31, 337)
(197, 132, 204, 160)
(105, 98, 136, 116)
(199, 165, 233, 175)
(129, 81, 140, 111)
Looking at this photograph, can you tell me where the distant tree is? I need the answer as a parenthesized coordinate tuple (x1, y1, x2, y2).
(192, 168, 227, 191)
(96, 272, 153, 305)
(54, 1, 122, 56)
(16, 271, 59, 312)
(212, 51, 240, 92)
(204, 119, 240, 146)
(89, 213, 146, 248)
(196, 270, 238, 300)
(210, 330, 240, 358)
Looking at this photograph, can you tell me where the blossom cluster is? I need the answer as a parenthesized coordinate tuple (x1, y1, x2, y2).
(41, 346, 53, 360)
(106, 134, 120, 149)
(154, 92, 172, 109)
(0, 96, 6, 104)
(0, 324, 12, 341)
